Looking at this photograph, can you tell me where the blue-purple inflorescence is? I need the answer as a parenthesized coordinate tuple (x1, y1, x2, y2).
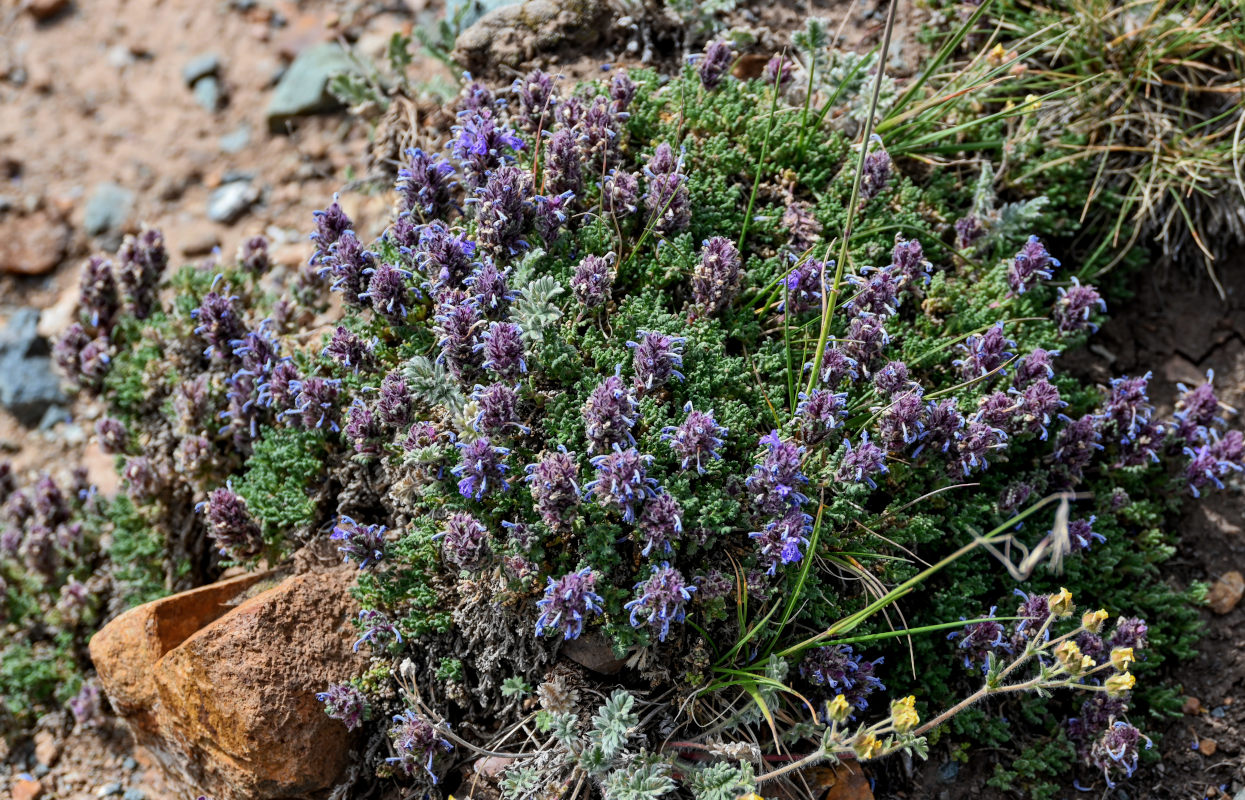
(693, 236, 743, 317)
(479, 321, 527, 379)
(800, 645, 886, 716)
(628, 330, 686, 395)
(837, 433, 888, 488)
(435, 512, 490, 571)
(626, 563, 695, 641)
(1055, 278, 1106, 334)
(398, 148, 457, 221)
(796, 390, 847, 446)
(661, 403, 727, 474)
(644, 143, 690, 239)
(526, 446, 581, 531)
(586, 446, 656, 523)
(535, 568, 604, 640)
(452, 436, 510, 500)
(747, 430, 809, 516)
(317, 683, 368, 731)
(1008, 235, 1060, 295)
(387, 709, 453, 781)
(571, 253, 615, 310)
(750, 510, 812, 575)
(198, 485, 263, 557)
(331, 515, 387, 568)
(635, 492, 682, 556)
(584, 368, 639, 452)
(956, 322, 1016, 380)
(696, 39, 735, 90)
(948, 607, 1009, 673)
(472, 382, 525, 436)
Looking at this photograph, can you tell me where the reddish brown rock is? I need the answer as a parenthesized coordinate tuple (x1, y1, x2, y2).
(12, 776, 44, 800)
(23, 0, 70, 21)
(90, 567, 367, 800)
(1208, 570, 1244, 615)
(0, 210, 70, 276)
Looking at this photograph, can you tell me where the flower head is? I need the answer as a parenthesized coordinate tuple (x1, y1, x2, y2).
(452, 437, 511, 499)
(747, 430, 809, 514)
(661, 402, 727, 473)
(693, 236, 743, 317)
(387, 709, 453, 780)
(750, 509, 812, 575)
(331, 515, 387, 568)
(586, 446, 656, 523)
(525, 446, 581, 531)
(536, 568, 604, 640)
(1054, 278, 1106, 333)
(628, 330, 686, 394)
(800, 645, 885, 714)
(626, 563, 695, 641)
(317, 683, 368, 732)
(696, 39, 735, 90)
(436, 512, 490, 571)
(1008, 235, 1059, 294)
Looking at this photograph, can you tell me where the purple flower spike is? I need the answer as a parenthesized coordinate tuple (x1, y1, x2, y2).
(800, 645, 885, 715)
(763, 54, 796, 90)
(628, 330, 686, 394)
(693, 236, 744, 317)
(636, 492, 683, 556)
(323, 326, 374, 373)
(1067, 516, 1105, 552)
(258, 360, 300, 412)
(750, 509, 812, 575)
(345, 399, 384, 457)
(1013, 378, 1066, 439)
(873, 360, 912, 396)
(192, 277, 246, 359)
(953, 420, 1007, 475)
(584, 367, 639, 452)
(571, 253, 616, 310)
(1052, 413, 1104, 480)
(955, 322, 1016, 381)
(435, 511, 490, 571)
(948, 607, 1010, 673)
(473, 165, 534, 256)
(747, 430, 809, 514)
(1008, 235, 1060, 294)
(922, 398, 965, 455)
(877, 390, 927, 452)
(331, 515, 387, 568)
(452, 436, 511, 500)
(320, 231, 373, 308)
(311, 196, 353, 263)
(317, 683, 368, 732)
(96, 417, 128, 454)
(1101, 373, 1154, 441)
(360, 262, 415, 323)
(1054, 278, 1106, 334)
(536, 568, 604, 640)
(644, 143, 690, 238)
(846, 266, 902, 318)
(289, 376, 342, 431)
(697, 39, 735, 90)
(198, 485, 263, 558)
(841, 314, 890, 368)
(891, 238, 932, 289)
(435, 289, 485, 379)
(837, 432, 889, 488)
(1174, 369, 1234, 443)
(796, 390, 847, 446)
(609, 70, 636, 111)
(513, 69, 558, 135)
(780, 256, 825, 315)
(355, 609, 403, 651)
(79, 257, 120, 331)
(859, 145, 891, 202)
(420, 223, 478, 290)
(525, 446, 581, 531)
(479, 321, 527, 379)
(626, 563, 695, 642)
(955, 214, 985, 250)
(814, 346, 861, 387)
(602, 169, 640, 217)
(1090, 722, 1151, 787)
(533, 191, 574, 247)
(586, 446, 656, 523)
(661, 402, 727, 473)
(1014, 348, 1059, 388)
(397, 148, 457, 220)
(544, 128, 583, 197)
(387, 709, 453, 781)
(465, 260, 515, 315)
(377, 372, 413, 429)
(117, 227, 168, 319)
(472, 382, 527, 436)
(452, 109, 524, 190)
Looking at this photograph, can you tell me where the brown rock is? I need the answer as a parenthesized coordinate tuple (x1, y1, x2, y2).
(33, 729, 61, 766)
(452, 0, 610, 78)
(1182, 695, 1203, 715)
(23, 0, 69, 21)
(1208, 570, 1244, 615)
(90, 567, 367, 800)
(560, 631, 628, 674)
(12, 776, 44, 800)
(178, 225, 221, 257)
(801, 763, 874, 800)
(1198, 737, 1218, 756)
(0, 211, 70, 276)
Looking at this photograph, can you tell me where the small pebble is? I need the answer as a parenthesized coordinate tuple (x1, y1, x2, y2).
(34, 763, 50, 777)
(98, 783, 123, 797)
(122, 757, 137, 771)
(123, 790, 146, 800)
(1211, 706, 1227, 719)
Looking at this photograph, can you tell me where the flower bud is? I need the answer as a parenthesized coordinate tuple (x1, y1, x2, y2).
(1054, 641, 1085, 674)
(1110, 647, 1135, 672)
(1105, 672, 1136, 697)
(1082, 609, 1109, 634)
(852, 732, 884, 760)
(891, 696, 919, 733)
(1048, 587, 1074, 617)
(826, 694, 852, 723)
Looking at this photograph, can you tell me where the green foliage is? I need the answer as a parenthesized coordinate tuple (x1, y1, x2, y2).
(103, 494, 167, 606)
(234, 426, 326, 540)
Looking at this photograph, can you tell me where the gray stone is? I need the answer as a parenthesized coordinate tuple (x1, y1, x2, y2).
(123, 790, 146, 800)
(219, 124, 251, 154)
(83, 182, 133, 236)
(446, 0, 523, 31)
(207, 182, 259, 224)
(452, 0, 609, 78)
(182, 53, 221, 86)
(98, 783, 123, 797)
(265, 43, 358, 132)
(37, 405, 71, 430)
(123, 758, 138, 771)
(0, 309, 65, 426)
(193, 76, 223, 112)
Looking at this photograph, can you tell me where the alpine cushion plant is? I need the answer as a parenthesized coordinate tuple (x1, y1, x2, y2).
(42, 36, 1237, 799)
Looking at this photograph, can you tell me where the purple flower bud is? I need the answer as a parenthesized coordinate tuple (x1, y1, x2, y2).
(453, 109, 524, 191)
(54, 323, 92, 382)
(661, 402, 728, 473)
(628, 330, 686, 395)
(841, 314, 890, 368)
(96, 417, 128, 455)
(800, 645, 885, 715)
(877, 390, 927, 452)
(397, 148, 457, 220)
(1008, 235, 1060, 294)
(586, 446, 656, 523)
(479, 321, 527, 379)
(837, 432, 889, 488)
(320, 231, 374, 308)
(376, 372, 412, 429)
(544, 128, 583, 197)
(419, 223, 478, 290)
(317, 683, 368, 731)
(525, 446, 581, 531)
(436, 511, 490, 571)
(571, 253, 616, 311)
(750, 509, 812, 575)
(780, 257, 824, 314)
(1052, 413, 1104, 480)
(199, 485, 263, 557)
(288, 376, 342, 431)
(859, 146, 891, 202)
(231, 323, 281, 379)
(975, 391, 1017, 430)
(635, 492, 682, 556)
(465, 260, 515, 316)
(360, 262, 415, 322)
(697, 39, 735, 90)
(1054, 278, 1106, 334)
(533, 191, 574, 247)
(514, 69, 558, 134)
(1089, 722, 1151, 786)
(78, 335, 113, 388)
(814, 346, 860, 387)
(644, 144, 690, 238)
(763, 54, 796, 90)
(578, 96, 623, 171)
(117, 227, 167, 319)
(536, 567, 604, 640)
(452, 436, 510, 499)
(70, 683, 104, 728)
(953, 420, 1007, 475)
(355, 609, 403, 651)
(123, 456, 161, 504)
(747, 430, 809, 513)
(891, 238, 932, 289)
(1107, 617, 1149, 651)
(176, 434, 213, 476)
(474, 165, 534, 256)
(609, 70, 636, 111)
(1174, 369, 1233, 443)
(1011, 589, 1053, 648)
(239, 235, 270, 274)
(435, 289, 485, 380)
(955, 322, 1016, 381)
(387, 709, 452, 780)
(948, 606, 1009, 673)
(846, 266, 902, 317)
(873, 360, 912, 396)
(1013, 378, 1066, 439)
(1014, 348, 1059, 388)
(345, 399, 384, 458)
(32, 474, 68, 527)
(584, 368, 639, 452)
(323, 326, 374, 373)
(331, 515, 387, 568)
(602, 169, 640, 217)
(311, 196, 354, 262)
(472, 382, 527, 436)
(1067, 515, 1105, 552)
(258, 360, 300, 411)
(693, 236, 743, 317)
(1101, 373, 1154, 441)
(626, 563, 695, 641)
(79, 256, 120, 331)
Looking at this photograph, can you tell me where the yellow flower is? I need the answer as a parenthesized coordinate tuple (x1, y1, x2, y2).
(891, 695, 919, 733)
(739, 794, 765, 800)
(1024, 93, 1043, 111)
(988, 43, 1008, 64)
(1048, 587, 1074, 617)
(1110, 647, 1135, 671)
(1105, 672, 1136, 697)
(1080, 655, 1096, 672)
(826, 694, 852, 723)
(1054, 641, 1084, 674)
(1082, 609, 1109, 634)
(853, 732, 885, 760)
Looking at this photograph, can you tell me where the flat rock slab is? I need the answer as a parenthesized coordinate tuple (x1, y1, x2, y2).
(90, 567, 368, 800)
